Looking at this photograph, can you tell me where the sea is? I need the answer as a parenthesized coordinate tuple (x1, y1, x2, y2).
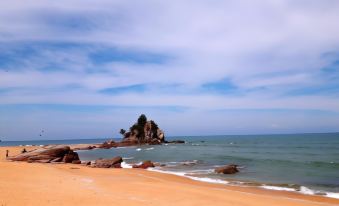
(1, 133, 339, 199)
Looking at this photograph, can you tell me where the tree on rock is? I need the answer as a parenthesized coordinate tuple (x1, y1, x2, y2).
(119, 129, 126, 135)
(150, 120, 159, 138)
(137, 114, 147, 127)
(123, 114, 166, 145)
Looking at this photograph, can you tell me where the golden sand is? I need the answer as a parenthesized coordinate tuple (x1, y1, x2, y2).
(0, 146, 338, 206)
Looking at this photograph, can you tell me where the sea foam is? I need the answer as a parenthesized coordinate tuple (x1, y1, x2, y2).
(147, 168, 339, 199)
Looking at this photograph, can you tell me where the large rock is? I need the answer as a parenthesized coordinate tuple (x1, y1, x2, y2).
(63, 150, 80, 163)
(214, 164, 239, 174)
(98, 140, 117, 149)
(116, 140, 138, 147)
(8, 145, 71, 162)
(132, 160, 155, 169)
(94, 157, 123, 168)
(73, 145, 97, 151)
(121, 115, 167, 146)
(72, 160, 81, 164)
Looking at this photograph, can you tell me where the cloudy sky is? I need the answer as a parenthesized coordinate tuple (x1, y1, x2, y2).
(1, 0, 339, 140)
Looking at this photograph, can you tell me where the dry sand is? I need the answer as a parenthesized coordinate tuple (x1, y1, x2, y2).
(0, 146, 338, 206)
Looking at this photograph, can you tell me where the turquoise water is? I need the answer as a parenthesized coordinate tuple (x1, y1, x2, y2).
(77, 133, 339, 198)
(2, 133, 339, 198)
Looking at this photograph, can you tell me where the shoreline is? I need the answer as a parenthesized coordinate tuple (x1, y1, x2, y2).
(146, 166, 339, 200)
(1, 145, 339, 206)
(0, 143, 339, 200)
(0, 146, 339, 206)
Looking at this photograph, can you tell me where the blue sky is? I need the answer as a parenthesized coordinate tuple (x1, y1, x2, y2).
(1, 0, 339, 140)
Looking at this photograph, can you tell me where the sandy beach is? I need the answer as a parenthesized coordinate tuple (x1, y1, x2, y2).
(0, 146, 338, 206)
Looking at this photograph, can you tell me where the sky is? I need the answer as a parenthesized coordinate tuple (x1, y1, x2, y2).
(1, 0, 339, 140)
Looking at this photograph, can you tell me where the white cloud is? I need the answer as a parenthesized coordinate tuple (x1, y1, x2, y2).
(1, 0, 339, 138)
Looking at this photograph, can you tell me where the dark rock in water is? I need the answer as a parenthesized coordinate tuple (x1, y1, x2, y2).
(73, 145, 97, 151)
(98, 140, 117, 149)
(215, 164, 239, 174)
(153, 162, 166, 167)
(8, 145, 71, 162)
(181, 160, 201, 166)
(165, 140, 185, 144)
(94, 157, 123, 168)
(132, 160, 155, 169)
(116, 140, 138, 147)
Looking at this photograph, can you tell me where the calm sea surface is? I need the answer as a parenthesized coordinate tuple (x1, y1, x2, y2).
(2, 133, 339, 198)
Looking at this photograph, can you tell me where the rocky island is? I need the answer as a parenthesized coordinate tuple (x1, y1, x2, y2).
(95, 114, 184, 149)
(122, 114, 165, 145)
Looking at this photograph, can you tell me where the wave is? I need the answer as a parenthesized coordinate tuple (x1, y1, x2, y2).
(212, 154, 339, 168)
(116, 146, 136, 149)
(148, 167, 229, 184)
(121, 162, 133, 168)
(260, 185, 295, 192)
(146, 167, 339, 200)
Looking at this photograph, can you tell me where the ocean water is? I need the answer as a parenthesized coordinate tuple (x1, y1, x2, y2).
(1, 133, 339, 198)
(77, 133, 339, 199)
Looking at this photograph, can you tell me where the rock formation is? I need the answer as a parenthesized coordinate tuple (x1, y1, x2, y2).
(214, 164, 239, 174)
(132, 160, 155, 169)
(85, 114, 185, 149)
(121, 114, 165, 145)
(92, 157, 123, 168)
(8, 145, 80, 164)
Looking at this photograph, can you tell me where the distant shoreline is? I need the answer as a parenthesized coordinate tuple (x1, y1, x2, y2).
(1, 132, 339, 145)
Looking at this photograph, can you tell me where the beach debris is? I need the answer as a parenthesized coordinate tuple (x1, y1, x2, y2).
(214, 164, 239, 174)
(93, 156, 123, 168)
(7, 145, 80, 164)
(132, 160, 155, 169)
